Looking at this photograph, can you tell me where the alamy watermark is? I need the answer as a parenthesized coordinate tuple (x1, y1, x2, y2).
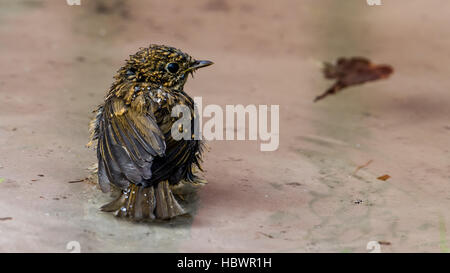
(171, 97, 279, 152)
(66, 0, 81, 5)
(66, 241, 81, 253)
(366, 0, 382, 6)
(366, 241, 382, 253)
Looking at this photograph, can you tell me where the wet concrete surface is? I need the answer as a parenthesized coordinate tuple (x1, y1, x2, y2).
(1, 0, 450, 252)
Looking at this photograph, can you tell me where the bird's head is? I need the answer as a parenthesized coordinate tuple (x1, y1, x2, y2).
(116, 44, 213, 91)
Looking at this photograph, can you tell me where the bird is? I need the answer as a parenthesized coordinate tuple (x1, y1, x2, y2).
(88, 44, 213, 220)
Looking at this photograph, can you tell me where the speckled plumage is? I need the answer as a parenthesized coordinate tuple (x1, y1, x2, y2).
(89, 44, 213, 220)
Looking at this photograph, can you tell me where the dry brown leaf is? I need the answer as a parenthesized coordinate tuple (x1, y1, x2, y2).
(377, 174, 391, 181)
(315, 57, 394, 102)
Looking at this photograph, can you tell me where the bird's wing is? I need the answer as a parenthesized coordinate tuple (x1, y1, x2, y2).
(148, 90, 204, 183)
(97, 93, 166, 192)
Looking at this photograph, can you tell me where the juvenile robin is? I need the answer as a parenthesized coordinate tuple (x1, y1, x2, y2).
(88, 44, 213, 220)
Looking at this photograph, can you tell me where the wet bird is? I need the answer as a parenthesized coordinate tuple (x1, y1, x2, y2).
(88, 44, 213, 220)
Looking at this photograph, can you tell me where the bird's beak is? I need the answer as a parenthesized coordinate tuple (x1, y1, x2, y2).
(188, 60, 214, 71)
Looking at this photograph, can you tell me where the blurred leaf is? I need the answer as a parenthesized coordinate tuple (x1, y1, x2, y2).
(315, 57, 393, 102)
(377, 174, 391, 181)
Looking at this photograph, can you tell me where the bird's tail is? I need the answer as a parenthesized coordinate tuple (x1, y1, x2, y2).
(100, 181, 186, 220)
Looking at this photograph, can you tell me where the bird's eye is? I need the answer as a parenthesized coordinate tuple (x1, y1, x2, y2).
(166, 62, 179, 73)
